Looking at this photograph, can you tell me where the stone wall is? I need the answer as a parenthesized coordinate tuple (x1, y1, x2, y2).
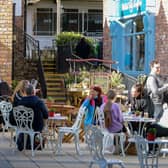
(0, 0, 13, 84)
(155, 0, 168, 75)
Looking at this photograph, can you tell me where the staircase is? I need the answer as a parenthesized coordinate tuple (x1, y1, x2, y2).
(42, 57, 67, 104)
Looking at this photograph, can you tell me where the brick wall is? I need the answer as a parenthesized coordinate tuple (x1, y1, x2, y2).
(155, 0, 168, 75)
(103, 18, 112, 65)
(0, 0, 13, 84)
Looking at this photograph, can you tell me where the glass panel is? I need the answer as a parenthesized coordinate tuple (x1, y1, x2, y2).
(124, 16, 145, 71)
(136, 34, 145, 71)
(87, 10, 103, 33)
(62, 9, 79, 32)
(34, 8, 56, 36)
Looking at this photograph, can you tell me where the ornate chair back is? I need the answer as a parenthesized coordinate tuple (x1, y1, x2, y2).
(0, 101, 13, 128)
(85, 126, 126, 168)
(72, 106, 86, 130)
(13, 105, 34, 131)
(135, 134, 159, 168)
(85, 126, 105, 161)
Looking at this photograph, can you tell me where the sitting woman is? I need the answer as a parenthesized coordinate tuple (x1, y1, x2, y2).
(82, 86, 106, 127)
(129, 83, 148, 116)
(100, 89, 127, 154)
(11, 80, 30, 107)
(100, 89, 125, 133)
(128, 83, 149, 133)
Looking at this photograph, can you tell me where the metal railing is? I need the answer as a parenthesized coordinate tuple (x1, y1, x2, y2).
(13, 26, 47, 98)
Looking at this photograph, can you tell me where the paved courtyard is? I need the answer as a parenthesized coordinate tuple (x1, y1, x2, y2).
(0, 132, 168, 168)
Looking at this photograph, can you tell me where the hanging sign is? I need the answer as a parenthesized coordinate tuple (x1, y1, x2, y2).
(121, 0, 146, 17)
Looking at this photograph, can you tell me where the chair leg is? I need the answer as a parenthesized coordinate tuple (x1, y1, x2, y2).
(119, 134, 126, 157)
(30, 134, 35, 157)
(74, 133, 81, 155)
(23, 134, 28, 151)
(56, 132, 63, 154)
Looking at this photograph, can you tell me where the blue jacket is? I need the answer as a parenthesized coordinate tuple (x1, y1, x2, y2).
(83, 96, 106, 127)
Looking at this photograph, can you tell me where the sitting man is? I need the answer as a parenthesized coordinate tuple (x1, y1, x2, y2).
(17, 84, 48, 132)
(17, 84, 48, 150)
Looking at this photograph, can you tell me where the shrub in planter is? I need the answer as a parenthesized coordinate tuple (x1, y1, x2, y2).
(56, 32, 96, 73)
(56, 32, 96, 57)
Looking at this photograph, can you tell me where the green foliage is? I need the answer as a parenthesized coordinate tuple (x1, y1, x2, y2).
(147, 128, 157, 135)
(47, 96, 55, 102)
(56, 32, 96, 56)
(137, 74, 147, 86)
(56, 32, 82, 47)
(65, 67, 90, 86)
(11, 80, 18, 91)
(110, 71, 124, 88)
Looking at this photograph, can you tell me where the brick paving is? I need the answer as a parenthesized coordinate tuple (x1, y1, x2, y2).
(0, 132, 168, 168)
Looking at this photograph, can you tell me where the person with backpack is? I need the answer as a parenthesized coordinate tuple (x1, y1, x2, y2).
(146, 60, 168, 120)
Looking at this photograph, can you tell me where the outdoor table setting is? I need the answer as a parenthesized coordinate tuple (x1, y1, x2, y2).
(123, 112, 156, 136)
(123, 112, 156, 154)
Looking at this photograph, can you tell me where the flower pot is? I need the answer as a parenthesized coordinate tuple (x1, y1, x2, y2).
(49, 111, 55, 117)
(147, 133, 156, 141)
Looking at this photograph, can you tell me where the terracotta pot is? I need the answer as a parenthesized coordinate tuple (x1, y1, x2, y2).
(147, 133, 156, 141)
(49, 111, 55, 117)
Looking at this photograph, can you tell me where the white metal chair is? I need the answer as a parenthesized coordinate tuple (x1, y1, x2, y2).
(0, 101, 16, 146)
(96, 107, 126, 156)
(135, 134, 159, 168)
(56, 106, 86, 155)
(85, 126, 125, 168)
(13, 105, 43, 157)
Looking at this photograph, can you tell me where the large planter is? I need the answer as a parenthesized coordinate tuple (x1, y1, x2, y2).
(57, 45, 71, 73)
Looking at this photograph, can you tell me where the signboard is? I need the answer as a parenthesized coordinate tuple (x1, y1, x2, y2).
(121, 0, 146, 17)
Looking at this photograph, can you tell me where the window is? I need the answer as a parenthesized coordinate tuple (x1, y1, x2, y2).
(62, 9, 79, 32)
(124, 17, 145, 71)
(34, 8, 56, 36)
(111, 13, 155, 76)
(61, 9, 103, 36)
(87, 10, 103, 33)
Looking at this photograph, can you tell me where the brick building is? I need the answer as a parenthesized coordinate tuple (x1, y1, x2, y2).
(0, 0, 13, 84)
(1, 0, 168, 86)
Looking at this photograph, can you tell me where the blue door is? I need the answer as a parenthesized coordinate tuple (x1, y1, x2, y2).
(110, 13, 155, 77)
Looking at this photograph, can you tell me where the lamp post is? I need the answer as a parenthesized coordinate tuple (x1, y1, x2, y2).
(24, 0, 27, 57)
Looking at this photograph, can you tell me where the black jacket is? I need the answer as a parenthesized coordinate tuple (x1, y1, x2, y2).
(18, 96, 48, 132)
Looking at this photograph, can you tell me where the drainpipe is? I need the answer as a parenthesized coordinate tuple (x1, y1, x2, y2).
(56, 0, 61, 35)
(24, 0, 27, 57)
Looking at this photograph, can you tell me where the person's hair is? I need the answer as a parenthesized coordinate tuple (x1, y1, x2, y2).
(90, 85, 102, 105)
(150, 60, 160, 68)
(11, 80, 29, 101)
(131, 83, 144, 97)
(25, 84, 34, 96)
(103, 90, 116, 128)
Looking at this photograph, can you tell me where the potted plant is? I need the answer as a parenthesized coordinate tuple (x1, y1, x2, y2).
(146, 128, 157, 141)
(56, 32, 95, 73)
(48, 108, 56, 117)
(110, 71, 125, 93)
(46, 96, 55, 108)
